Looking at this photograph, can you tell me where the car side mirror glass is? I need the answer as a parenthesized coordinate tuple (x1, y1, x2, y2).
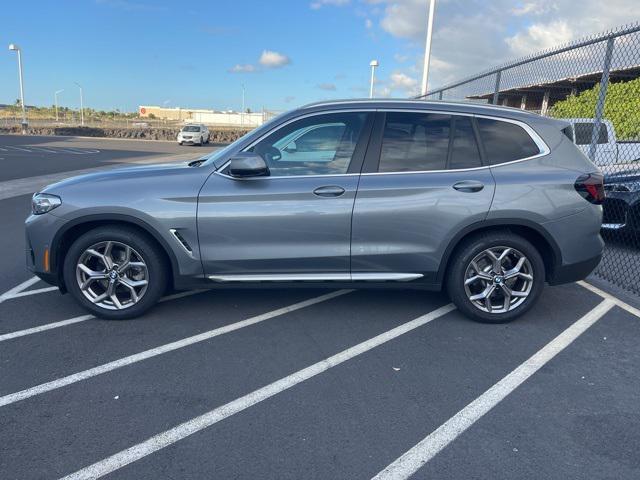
(229, 153, 270, 178)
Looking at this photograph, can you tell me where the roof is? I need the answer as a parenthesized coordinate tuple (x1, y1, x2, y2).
(298, 98, 545, 122)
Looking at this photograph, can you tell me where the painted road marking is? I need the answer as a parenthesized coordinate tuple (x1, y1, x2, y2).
(371, 298, 615, 480)
(0, 290, 352, 408)
(578, 280, 640, 318)
(0, 276, 41, 304)
(60, 303, 456, 480)
(0, 315, 94, 342)
(0, 289, 206, 343)
(0, 145, 100, 154)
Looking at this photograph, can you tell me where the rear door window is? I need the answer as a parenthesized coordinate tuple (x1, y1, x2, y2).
(377, 112, 482, 172)
(476, 118, 541, 165)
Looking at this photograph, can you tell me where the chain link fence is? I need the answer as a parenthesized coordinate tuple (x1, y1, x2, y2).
(420, 22, 640, 296)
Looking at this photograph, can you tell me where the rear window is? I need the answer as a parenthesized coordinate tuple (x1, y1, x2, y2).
(182, 126, 200, 132)
(574, 122, 608, 145)
(476, 118, 541, 165)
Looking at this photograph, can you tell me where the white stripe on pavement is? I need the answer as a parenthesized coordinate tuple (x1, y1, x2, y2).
(0, 289, 352, 408)
(0, 315, 94, 342)
(60, 302, 456, 480)
(6, 145, 34, 152)
(371, 298, 616, 480)
(8, 286, 59, 299)
(0, 289, 206, 344)
(0, 276, 41, 304)
(578, 280, 640, 319)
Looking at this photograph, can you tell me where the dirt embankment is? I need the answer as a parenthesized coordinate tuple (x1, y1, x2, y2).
(0, 125, 249, 143)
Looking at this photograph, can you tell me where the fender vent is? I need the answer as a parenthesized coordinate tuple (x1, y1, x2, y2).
(170, 229, 193, 253)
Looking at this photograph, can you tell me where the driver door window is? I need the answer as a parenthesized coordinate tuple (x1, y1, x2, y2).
(247, 112, 367, 176)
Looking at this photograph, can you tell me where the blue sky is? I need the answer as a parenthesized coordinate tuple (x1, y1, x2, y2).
(0, 0, 634, 112)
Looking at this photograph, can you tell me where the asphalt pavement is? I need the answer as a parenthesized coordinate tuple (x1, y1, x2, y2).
(0, 134, 638, 480)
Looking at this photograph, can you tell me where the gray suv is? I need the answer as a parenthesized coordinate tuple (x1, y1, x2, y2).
(25, 100, 605, 323)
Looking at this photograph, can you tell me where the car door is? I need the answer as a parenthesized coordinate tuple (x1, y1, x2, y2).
(351, 111, 496, 284)
(197, 111, 373, 280)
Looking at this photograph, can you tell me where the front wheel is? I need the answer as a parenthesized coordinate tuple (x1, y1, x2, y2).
(445, 231, 545, 323)
(63, 226, 168, 319)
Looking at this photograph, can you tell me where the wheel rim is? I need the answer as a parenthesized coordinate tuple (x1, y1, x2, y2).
(75, 241, 149, 310)
(463, 246, 533, 314)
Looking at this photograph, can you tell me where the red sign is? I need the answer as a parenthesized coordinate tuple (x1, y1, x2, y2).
(140, 107, 146, 115)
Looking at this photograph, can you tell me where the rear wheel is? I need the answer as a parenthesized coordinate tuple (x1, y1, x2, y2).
(63, 226, 168, 319)
(445, 231, 545, 323)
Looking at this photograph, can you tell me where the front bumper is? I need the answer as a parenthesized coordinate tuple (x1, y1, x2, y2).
(25, 212, 65, 287)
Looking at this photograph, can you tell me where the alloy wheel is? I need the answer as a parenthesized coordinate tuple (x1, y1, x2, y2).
(463, 246, 533, 314)
(75, 240, 149, 310)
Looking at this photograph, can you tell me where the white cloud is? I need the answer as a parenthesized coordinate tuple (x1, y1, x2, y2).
(228, 64, 257, 73)
(259, 50, 291, 68)
(389, 72, 419, 95)
(506, 20, 574, 56)
(317, 82, 337, 90)
(310, 0, 349, 9)
(365, 18, 373, 29)
(379, 0, 427, 39)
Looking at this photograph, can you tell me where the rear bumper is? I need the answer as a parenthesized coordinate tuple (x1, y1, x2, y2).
(548, 253, 602, 285)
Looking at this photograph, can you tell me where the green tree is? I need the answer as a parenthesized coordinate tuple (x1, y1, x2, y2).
(549, 77, 640, 140)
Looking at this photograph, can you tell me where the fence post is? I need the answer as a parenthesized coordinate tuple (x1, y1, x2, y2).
(589, 37, 615, 162)
(438, 91, 443, 100)
(492, 70, 502, 105)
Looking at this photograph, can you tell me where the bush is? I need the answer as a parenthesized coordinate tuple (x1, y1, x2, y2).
(549, 77, 640, 140)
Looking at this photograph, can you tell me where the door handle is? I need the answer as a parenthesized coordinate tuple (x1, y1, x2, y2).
(313, 186, 345, 197)
(452, 180, 484, 193)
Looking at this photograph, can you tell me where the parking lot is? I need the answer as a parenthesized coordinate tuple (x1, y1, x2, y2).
(1, 134, 639, 480)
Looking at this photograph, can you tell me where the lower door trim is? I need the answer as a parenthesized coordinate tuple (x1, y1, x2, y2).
(208, 273, 423, 282)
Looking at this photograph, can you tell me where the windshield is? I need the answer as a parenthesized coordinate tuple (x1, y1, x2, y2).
(182, 126, 200, 132)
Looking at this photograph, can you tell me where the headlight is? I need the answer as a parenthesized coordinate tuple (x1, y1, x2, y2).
(32, 193, 62, 215)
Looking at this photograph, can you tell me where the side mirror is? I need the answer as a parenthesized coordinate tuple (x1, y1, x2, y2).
(229, 153, 270, 178)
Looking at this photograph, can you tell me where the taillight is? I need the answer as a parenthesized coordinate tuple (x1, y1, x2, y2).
(574, 172, 605, 204)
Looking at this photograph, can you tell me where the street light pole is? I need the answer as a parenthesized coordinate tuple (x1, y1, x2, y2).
(420, 0, 436, 97)
(55, 89, 64, 122)
(8, 43, 27, 133)
(241, 84, 245, 127)
(74, 82, 84, 126)
(369, 60, 379, 98)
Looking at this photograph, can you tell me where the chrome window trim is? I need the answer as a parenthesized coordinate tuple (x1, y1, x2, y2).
(214, 107, 551, 179)
(362, 109, 550, 176)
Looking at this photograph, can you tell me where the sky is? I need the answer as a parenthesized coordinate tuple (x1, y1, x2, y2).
(0, 0, 637, 113)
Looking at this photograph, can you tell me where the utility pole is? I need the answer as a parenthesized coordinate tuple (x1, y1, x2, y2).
(55, 89, 64, 122)
(420, 0, 436, 97)
(8, 43, 27, 133)
(74, 82, 84, 126)
(369, 60, 379, 98)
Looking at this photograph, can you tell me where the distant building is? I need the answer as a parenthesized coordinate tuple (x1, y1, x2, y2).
(138, 105, 275, 127)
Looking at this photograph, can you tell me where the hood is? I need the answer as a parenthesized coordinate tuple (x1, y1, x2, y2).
(41, 161, 200, 193)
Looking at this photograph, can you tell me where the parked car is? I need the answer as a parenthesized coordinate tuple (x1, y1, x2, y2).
(601, 163, 640, 235)
(562, 118, 640, 166)
(178, 124, 209, 145)
(26, 100, 604, 323)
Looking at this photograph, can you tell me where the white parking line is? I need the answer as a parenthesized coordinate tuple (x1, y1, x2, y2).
(5, 145, 33, 152)
(0, 315, 94, 342)
(0, 276, 41, 304)
(9, 286, 59, 298)
(60, 302, 456, 480)
(0, 289, 206, 344)
(578, 280, 640, 318)
(0, 289, 352, 408)
(371, 298, 615, 480)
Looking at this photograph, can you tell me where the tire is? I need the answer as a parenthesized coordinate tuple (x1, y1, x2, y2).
(445, 230, 545, 324)
(178, 141, 183, 146)
(63, 226, 168, 320)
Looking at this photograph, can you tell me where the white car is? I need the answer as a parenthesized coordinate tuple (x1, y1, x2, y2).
(177, 124, 210, 146)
